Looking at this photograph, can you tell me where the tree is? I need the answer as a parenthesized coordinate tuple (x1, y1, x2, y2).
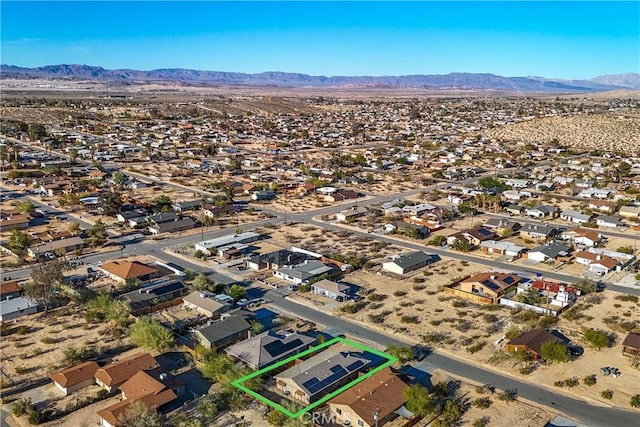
(267, 409, 288, 426)
(23, 258, 67, 312)
(574, 279, 596, 294)
(583, 328, 609, 350)
(87, 220, 109, 247)
(403, 384, 437, 417)
(195, 394, 219, 421)
(630, 395, 640, 408)
(386, 345, 414, 363)
(153, 194, 172, 211)
(28, 123, 47, 141)
(452, 239, 473, 252)
(67, 221, 81, 236)
(428, 235, 447, 246)
(17, 200, 35, 215)
(540, 341, 570, 363)
(191, 274, 213, 291)
(440, 399, 464, 424)
(100, 190, 123, 217)
(129, 317, 174, 351)
(617, 245, 634, 255)
(118, 401, 161, 427)
(518, 287, 545, 305)
(7, 229, 29, 256)
(431, 381, 450, 398)
(227, 284, 247, 301)
(112, 171, 127, 187)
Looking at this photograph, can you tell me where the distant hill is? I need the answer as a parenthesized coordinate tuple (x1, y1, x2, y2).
(1, 64, 638, 93)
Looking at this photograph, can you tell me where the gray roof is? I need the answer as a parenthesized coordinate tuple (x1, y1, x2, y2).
(530, 241, 571, 258)
(311, 279, 352, 295)
(561, 209, 592, 221)
(248, 249, 315, 267)
(276, 261, 334, 281)
(521, 223, 562, 236)
(388, 251, 438, 270)
(276, 350, 377, 398)
(0, 296, 39, 316)
(183, 291, 230, 314)
(28, 236, 84, 254)
(224, 330, 315, 369)
(597, 215, 624, 225)
(149, 217, 196, 233)
(146, 212, 178, 224)
(195, 315, 251, 345)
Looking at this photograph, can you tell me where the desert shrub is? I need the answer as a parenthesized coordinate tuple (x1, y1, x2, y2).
(399, 301, 414, 307)
(583, 375, 597, 386)
(12, 398, 33, 417)
(40, 336, 57, 344)
(583, 328, 609, 349)
(368, 302, 383, 310)
(482, 314, 498, 323)
(564, 377, 579, 388)
(472, 417, 490, 427)
(473, 397, 492, 409)
(338, 300, 368, 314)
(519, 364, 536, 375)
(615, 294, 639, 303)
(422, 332, 448, 344)
(393, 290, 407, 297)
(434, 308, 444, 313)
(487, 351, 511, 364)
(15, 326, 29, 335)
(554, 380, 565, 388)
(466, 342, 487, 354)
(367, 293, 386, 302)
(630, 395, 640, 408)
(451, 299, 468, 308)
(504, 327, 522, 339)
(601, 389, 614, 400)
(497, 388, 518, 402)
(538, 315, 558, 328)
(368, 313, 387, 324)
(455, 320, 472, 332)
(28, 408, 46, 425)
(400, 315, 419, 324)
(413, 277, 425, 284)
(431, 381, 450, 398)
(429, 319, 442, 326)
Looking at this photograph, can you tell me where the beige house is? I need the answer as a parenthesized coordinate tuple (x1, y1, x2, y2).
(328, 367, 412, 427)
(50, 361, 99, 395)
(94, 353, 159, 393)
(458, 272, 522, 303)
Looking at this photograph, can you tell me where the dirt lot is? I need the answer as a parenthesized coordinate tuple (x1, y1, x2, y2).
(0, 306, 134, 387)
(330, 264, 640, 410)
(428, 369, 554, 427)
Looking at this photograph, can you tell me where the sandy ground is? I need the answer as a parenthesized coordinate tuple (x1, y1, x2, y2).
(330, 265, 640, 410)
(486, 113, 640, 155)
(429, 369, 554, 427)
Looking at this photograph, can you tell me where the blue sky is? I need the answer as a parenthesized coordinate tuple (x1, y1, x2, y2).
(1, 1, 638, 79)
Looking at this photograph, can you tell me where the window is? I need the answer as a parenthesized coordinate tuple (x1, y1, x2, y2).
(358, 420, 364, 427)
(336, 408, 342, 415)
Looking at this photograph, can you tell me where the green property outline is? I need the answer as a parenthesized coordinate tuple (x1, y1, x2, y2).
(231, 336, 398, 418)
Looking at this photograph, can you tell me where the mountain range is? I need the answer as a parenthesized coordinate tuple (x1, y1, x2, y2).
(1, 64, 639, 93)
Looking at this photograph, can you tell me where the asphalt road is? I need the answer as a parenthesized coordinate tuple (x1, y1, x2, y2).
(265, 291, 639, 427)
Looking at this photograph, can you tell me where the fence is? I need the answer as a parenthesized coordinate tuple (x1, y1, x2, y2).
(442, 286, 493, 304)
(499, 298, 559, 316)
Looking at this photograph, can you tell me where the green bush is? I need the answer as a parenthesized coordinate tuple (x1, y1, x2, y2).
(601, 389, 614, 400)
(393, 290, 407, 297)
(12, 398, 33, 417)
(583, 375, 597, 386)
(400, 315, 419, 324)
(630, 394, 640, 408)
(16, 326, 29, 335)
(466, 342, 486, 354)
(473, 397, 492, 409)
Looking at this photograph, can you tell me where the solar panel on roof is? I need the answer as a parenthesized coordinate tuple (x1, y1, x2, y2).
(264, 338, 304, 357)
(482, 280, 499, 290)
(305, 366, 348, 395)
(503, 277, 514, 284)
(153, 282, 184, 295)
(346, 360, 364, 372)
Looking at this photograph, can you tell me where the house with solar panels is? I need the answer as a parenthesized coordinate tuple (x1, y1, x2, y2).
(454, 272, 523, 304)
(224, 330, 316, 370)
(274, 349, 380, 405)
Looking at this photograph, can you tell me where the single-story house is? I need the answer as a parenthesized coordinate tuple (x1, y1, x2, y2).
(458, 272, 522, 303)
(381, 251, 440, 275)
(335, 206, 368, 222)
(0, 214, 30, 231)
(0, 280, 22, 301)
(505, 329, 566, 360)
(94, 353, 160, 393)
(328, 367, 413, 427)
(251, 190, 277, 201)
(311, 279, 356, 302)
(120, 280, 188, 315)
(274, 261, 336, 285)
(480, 240, 526, 258)
(525, 205, 558, 218)
(558, 228, 604, 248)
(27, 236, 85, 259)
(275, 349, 377, 405)
(447, 226, 497, 247)
(50, 361, 99, 395)
(193, 315, 252, 349)
(224, 330, 316, 370)
(171, 200, 203, 212)
(505, 204, 525, 216)
(97, 369, 183, 427)
(482, 218, 521, 236)
(194, 232, 260, 254)
(618, 206, 640, 220)
(0, 296, 40, 322)
(526, 242, 572, 263)
(246, 249, 315, 271)
(201, 203, 236, 219)
(146, 212, 178, 225)
(324, 190, 361, 203)
(596, 215, 625, 229)
(182, 291, 231, 318)
(560, 209, 592, 225)
(99, 260, 162, 285)
(520, 223, 562, 241)
(148, 217, 196, 235)
(622, 333, 640, 357)
(575, 251, 619, 275)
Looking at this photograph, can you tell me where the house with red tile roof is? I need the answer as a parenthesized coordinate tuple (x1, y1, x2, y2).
(50, 361, 99, 395)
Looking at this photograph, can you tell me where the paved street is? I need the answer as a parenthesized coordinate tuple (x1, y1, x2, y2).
(265, 291, 639, 427)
